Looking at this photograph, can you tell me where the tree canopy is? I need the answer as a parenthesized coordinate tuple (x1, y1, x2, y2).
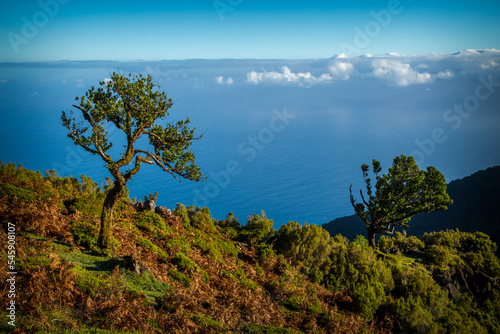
(61, 72, 204, 251)
(350, 155, 453, 248)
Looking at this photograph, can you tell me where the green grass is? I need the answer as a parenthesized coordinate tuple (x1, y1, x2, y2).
(0, 181, 38, 202)
(120, 270, 170, 304)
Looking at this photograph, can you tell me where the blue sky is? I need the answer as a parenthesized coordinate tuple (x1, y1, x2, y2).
(1, 0, 500, 61)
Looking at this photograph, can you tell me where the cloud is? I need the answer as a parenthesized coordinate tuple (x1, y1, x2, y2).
(436, 70, 454, 80)
(372, 59, 453, 86)
(103, 77, 112, 85)
(0, 79, 7, 83)
(215, 76, 233, 85)
(329, 61, 355, 80)
(372, 59, 432, 86)
(246, 66, 332, 85)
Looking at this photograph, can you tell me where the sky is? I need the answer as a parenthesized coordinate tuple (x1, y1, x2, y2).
(1, 0, 500, 61)
(0, 1, 499, 224)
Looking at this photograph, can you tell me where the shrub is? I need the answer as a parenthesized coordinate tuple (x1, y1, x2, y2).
(71, 221, 99, 253)
(238, 211, 275, 244)
(134, 211, 170, 237)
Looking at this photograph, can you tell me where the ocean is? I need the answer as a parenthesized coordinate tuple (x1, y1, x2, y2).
(1, 55, 499, 227)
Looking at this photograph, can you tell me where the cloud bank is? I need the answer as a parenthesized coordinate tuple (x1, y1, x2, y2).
(372, 59, 454, 87)
(246, 66, 332, 85)
(237, 49, 499, 87)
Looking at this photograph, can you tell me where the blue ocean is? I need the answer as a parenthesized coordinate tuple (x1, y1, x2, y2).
(1, 54, 499, 227)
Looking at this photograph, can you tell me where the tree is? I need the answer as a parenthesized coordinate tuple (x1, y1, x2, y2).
(350, 155, 452, 248)
(62, 72, 204, 251)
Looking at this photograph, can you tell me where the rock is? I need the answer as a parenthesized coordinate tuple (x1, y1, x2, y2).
(144, 198, 156, 213)
(155, 206, 171, 216)
(134, 200, 145, 212)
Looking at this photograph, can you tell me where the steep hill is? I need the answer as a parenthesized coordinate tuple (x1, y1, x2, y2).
(1, 162, 500, 333)
(323, 166, 500, 246)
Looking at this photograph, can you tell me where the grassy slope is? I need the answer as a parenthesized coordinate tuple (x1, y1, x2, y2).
(0, 163, 384, 334)
(1, 162, 499, 333)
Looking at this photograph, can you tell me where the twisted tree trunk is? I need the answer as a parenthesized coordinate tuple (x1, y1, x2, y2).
(97, 179, 125, 251)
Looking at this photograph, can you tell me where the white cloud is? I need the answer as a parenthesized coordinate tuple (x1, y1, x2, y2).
(480, 59, 498, 70)
(372, 59, 453, 86)
(329, 61, 355, 80)
(103, 77, 112, 85)
(436, 70, 454, 80)
(332, 53, 348, 59)
(246, 66, 332, 85)
(216, 76, 233, 85)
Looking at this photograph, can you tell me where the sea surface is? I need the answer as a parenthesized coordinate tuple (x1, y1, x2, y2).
(1, 58, 499, 227)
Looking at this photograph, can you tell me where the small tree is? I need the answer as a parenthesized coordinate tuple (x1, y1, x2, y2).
(350, 155, 452, 248)
(62, 72, 204, 252)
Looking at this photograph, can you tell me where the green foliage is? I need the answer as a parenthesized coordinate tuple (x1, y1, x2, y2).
(16, 255, 52, 271)
(61, 72, 204, 250)
(134, 210, 171, 237)
(137, 237, 169, 260)
(256, 242, 275, 261)
(173, 203, 191, 228)
(172, 205, 239, 261)
(274, 222, 334, 284)
(191, 314, 224, 330)
(274, 222, 394, 320)
(0, 181, 38, 202)
(0, 162, 67, 205)
(378, 231, 425, 253)
(164, 237, 190, 254)
(72, 264, 109, 297)
(168, 268, 191, 287)
(239, 210, 275, 244)
(120, 270, 170, 304)
(350, 155, 453, 247)
(352, 234, 369, 248)
(71, 220, 100, 254)
(217, 212, 241, 239)
(66, 192, 105, 217)
(61, 72, 204, 183)
(173, 252, 209, 283)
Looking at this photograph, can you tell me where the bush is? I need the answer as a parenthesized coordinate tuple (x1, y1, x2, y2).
(238, 211, 275, 244)
(71, 221, 99, 253)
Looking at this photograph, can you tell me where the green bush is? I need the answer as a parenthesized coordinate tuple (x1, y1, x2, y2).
(71, 221, 99, 253)
(0, 182, 38, 202)
(66, 193, 104, 217)
(238, 211, 275, 244)
(173, 252, 209, 283)
(134, 211, 170, 237)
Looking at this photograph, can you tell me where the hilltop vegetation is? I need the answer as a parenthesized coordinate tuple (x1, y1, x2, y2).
(323, 166, 500, 249)
(1, 162, 500, 333)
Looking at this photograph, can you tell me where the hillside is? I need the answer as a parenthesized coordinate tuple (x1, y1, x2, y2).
(323, 166, 500, 246)
(1, 162, 500, 333)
